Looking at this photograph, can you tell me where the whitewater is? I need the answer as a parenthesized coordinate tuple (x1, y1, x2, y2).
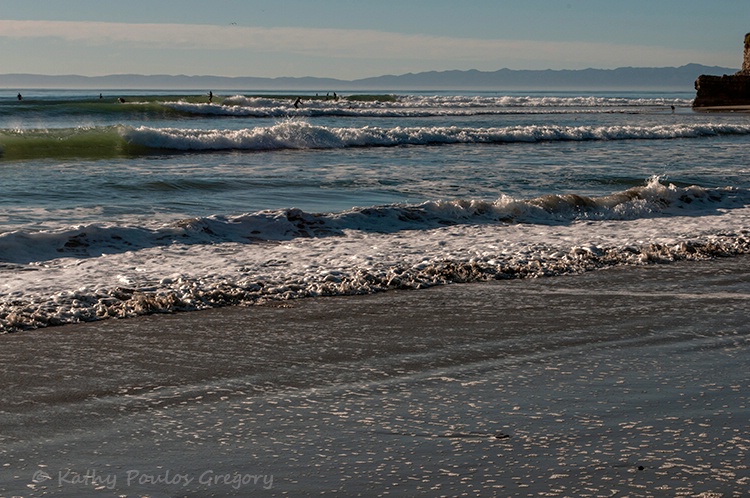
(2, 89, 750, 332)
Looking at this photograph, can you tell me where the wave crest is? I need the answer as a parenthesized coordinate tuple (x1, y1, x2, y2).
(0, 177, 745, 265)
(5, 121, 748, 160)
(121, 121, 750, 152)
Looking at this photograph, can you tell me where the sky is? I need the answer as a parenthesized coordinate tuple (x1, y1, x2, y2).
(1, 0, 748, 80)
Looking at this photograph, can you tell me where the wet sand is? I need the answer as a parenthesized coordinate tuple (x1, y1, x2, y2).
(1, 256, 749, 497)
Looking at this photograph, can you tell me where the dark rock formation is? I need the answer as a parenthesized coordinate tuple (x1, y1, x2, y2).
(694, 33, 750, 107)
(693, 74, 750, 107)
(741, 32, 750, 75)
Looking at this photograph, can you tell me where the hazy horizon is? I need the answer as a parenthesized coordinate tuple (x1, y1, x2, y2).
(0, 63, 736, 92)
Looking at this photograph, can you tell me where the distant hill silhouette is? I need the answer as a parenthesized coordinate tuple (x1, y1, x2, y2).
(0, 64, 736, 91)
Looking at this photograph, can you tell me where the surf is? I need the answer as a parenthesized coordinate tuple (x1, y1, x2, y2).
(120, 121, 750, 153)
(1, 177, 746, 265)
(4, 120, 749, 161)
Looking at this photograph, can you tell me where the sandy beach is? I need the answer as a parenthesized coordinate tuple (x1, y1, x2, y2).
(1, 256, 749, 497)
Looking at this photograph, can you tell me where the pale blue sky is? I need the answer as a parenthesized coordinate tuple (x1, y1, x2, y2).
(1, 0, 748, 79)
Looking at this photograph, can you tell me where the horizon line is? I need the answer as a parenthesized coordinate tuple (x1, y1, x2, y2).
(0, 62, 739, 82)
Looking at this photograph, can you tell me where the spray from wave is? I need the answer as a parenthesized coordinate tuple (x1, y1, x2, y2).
(0, 176, 745, 265)
(120, 121, 750, 152)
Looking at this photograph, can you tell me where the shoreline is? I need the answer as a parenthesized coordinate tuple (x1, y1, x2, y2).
(1, 256, 749, 496)
(692, 104, 750, 112)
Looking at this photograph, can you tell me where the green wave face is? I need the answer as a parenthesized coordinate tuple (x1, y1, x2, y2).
(0, 96, 203, 121)
(0, 127, 152, 161)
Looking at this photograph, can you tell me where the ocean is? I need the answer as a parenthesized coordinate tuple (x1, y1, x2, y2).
(1, 88, 749, 332)
(2, 88, 750, 496)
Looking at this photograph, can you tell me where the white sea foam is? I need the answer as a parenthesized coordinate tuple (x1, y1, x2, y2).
(2, 210, 749, 332)
(0, 177, 743, 264)
(2, 178, 750, 332)
(161, 94, 692, 118)
(215, 94, 690, 109)
(120, 121, 750, 152)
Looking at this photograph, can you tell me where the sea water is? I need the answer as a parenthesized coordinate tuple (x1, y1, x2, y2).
(1, 89, 750, 332)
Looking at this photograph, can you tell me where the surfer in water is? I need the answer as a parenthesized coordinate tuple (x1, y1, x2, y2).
(208, 91, 213, 103)
(294, 97, 302, 109)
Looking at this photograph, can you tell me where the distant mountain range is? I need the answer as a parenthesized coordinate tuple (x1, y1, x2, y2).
(0, 64, 737, 91)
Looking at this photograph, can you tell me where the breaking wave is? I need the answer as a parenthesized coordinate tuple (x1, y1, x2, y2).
(0, 93, 691, 122)
(2, 176, 750, 333)
(6, 121, 746, 160)
(1, 177, 745, 265)
(123, 120, 750, 151)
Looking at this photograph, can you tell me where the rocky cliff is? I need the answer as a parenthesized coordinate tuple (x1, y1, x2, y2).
(693, 33, 750, 107)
